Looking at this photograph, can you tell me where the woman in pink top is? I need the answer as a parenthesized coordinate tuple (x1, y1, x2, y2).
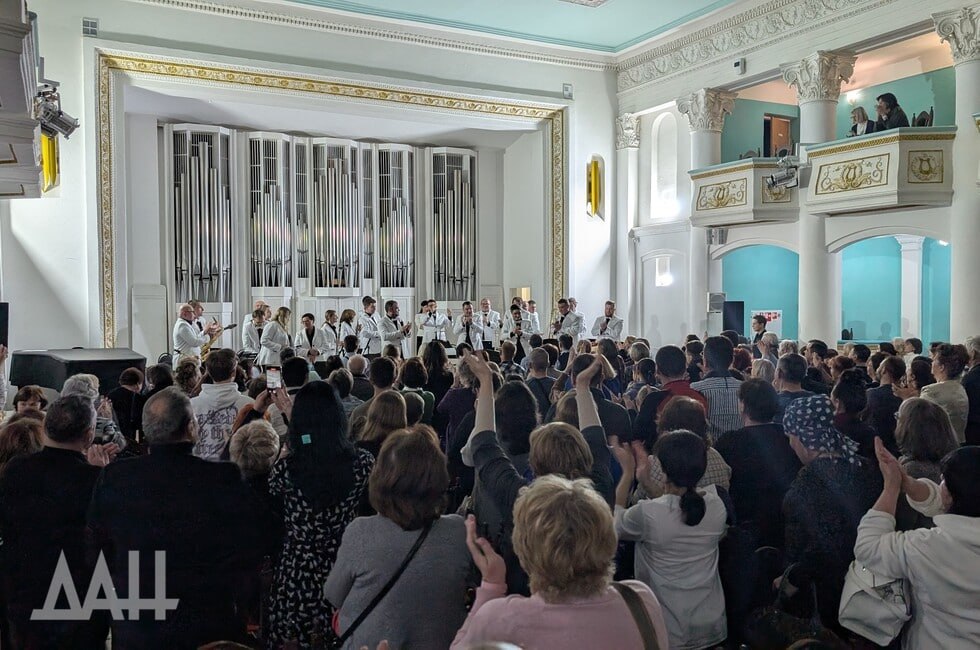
(451, 474, 670, 650)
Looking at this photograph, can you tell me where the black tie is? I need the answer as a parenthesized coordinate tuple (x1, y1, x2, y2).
(196, 321, 203, 332)
(465, 323, 472, 347)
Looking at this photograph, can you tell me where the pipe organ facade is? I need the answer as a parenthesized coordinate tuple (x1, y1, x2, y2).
(163, 124, 478, 332)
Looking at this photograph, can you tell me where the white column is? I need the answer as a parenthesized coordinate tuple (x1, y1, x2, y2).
(615, 113, 640, 334)
(781, 50, 856, 345)
(934, 6, 980, 342)
(895, 235, 924, 338)
(677, 88, 737, 335)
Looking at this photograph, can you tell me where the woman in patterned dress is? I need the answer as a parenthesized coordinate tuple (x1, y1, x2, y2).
(265, 380, 375, 649)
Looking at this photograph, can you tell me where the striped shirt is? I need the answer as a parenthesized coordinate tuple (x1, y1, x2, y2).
(691, 374, 743, 442)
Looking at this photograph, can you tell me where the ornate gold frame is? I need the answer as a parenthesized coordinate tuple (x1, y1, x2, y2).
(96, 51, 567, 347)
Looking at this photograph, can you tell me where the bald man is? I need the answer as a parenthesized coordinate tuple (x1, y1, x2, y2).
(173, 303, 218, 364)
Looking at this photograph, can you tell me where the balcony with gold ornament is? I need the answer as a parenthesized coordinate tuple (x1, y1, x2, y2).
(804, 126, 956, 216)
(688, 158, 799, 228)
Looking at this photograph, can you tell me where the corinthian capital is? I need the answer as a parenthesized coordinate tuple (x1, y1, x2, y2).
(933, 5, 980, 64)
(780, 50, 856, 103)
(676, 88, 738, 133)
(616, 113, 640, 149)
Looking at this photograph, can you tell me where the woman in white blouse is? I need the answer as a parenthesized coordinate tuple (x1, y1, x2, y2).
(613, 430, 728, 650)
(257, 306, 292, 368)
(854, 439, 980, 648)
(320, 309, 340, 357)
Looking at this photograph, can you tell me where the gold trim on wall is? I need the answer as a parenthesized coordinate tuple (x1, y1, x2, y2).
(807, 132, 956, 159)
(814, 153, 889, 195)
(96, 51, 567, 347)
(761, 179, 792, 204)
(907, 150, 943, 184)
(695, 178, 747, 210)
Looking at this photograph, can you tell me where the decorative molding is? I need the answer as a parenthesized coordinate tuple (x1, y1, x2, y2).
(695, 178, 747, 210)
(126, 0, 616, 70)
(630, 220, 692, 240)
(615, 113, 640, 149)
(616, 0, 894, 92)
(780, 50, 856, 103)
(807, 131, 956, 158)
(894, 234, 925, 251)
(814, 154, 890, 195)
(677, 88, 737, 133)
(559, 0, 610, 5)
(933, 5, 980, 63)
(95, 49, 567, 347)
(762, 179, 792, 203)
(907, 150, 944, 183)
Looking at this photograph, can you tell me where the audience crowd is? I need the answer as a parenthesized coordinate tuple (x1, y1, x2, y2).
(0, 323, 978, 650)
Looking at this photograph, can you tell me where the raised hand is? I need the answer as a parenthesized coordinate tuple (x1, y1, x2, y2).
(612, 442, 635, 477)
(574, 355, 603, 390)
(632, 441, 651, 482)
(874, 437, 905, 490)
(270, 388, 293, 421)
(461, 350, 493, 386)
(464, 514, 506, 586)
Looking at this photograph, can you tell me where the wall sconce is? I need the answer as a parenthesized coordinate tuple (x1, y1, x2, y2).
(40, 132, 60, 192)
(846, 90, 862, 106)
(586, 157, 602, 219)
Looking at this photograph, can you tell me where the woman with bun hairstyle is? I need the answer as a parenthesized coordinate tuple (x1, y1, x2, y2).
(831, 368, 882, 459)
(613, 431, 728, 650)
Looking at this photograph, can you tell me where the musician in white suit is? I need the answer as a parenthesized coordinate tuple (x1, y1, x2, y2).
(551, 298, 583, 343)
(453, 301, 485, 349)
(294, 312, 331, 363)
(241, 308, 265, 356)
(569, 297, 588, 338)
(240, 299, 267, 334)
(320, 309, 341, 357)
(257, 307, 292, 367)
(358, 296, 383, 357)
(477, 298, 502, 350)
(379, 300, 414, 360)
(505, 304, 533, 363)
(173, 303, 218, 364)
(591, 300, 624, 342)
(526, 299, 542, 335)
(420, 300, 453, 346)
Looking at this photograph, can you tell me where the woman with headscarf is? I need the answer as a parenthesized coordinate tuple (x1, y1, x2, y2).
(780, 395, 882, 638)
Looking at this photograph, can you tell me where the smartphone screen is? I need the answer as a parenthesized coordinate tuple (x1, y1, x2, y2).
(267, 367, 282, 389)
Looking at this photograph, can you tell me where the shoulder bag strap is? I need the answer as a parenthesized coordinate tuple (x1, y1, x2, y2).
(611, 582, 661, 650)
(336, 520, 433, 645)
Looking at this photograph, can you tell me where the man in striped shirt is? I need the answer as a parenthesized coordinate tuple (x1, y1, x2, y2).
(691, 336, 743, 442)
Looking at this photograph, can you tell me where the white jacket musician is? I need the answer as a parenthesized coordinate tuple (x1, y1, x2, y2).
(257, 320, 292, 367)
(525, 310, 542, 336)
(320, 321, 340, 357)
(553, 309, 584, 343)
(453, 312, 485, 349)
(241, 319, 262, 356)
(358, 309, 383, 356)
(173, 313, 211, 365)
(379, 311, 414, 359)
(420, 306, 453, 345)
(591, 315, 624, 341)
(505, 313, 533, 358)
(477, 302, 502, 349)
(294, 326, 331, 362)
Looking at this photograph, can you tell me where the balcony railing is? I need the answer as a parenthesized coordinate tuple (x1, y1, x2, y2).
(688, 158, 800, 228)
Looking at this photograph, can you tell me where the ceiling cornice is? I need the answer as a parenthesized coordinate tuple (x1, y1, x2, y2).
(125, 0, 618, 71)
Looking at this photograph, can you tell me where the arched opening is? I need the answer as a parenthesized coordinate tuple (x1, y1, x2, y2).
(649, 112, 679, 220)
(721, 244, 800, 339)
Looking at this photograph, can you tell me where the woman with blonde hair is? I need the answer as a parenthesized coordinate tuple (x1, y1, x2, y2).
(338, 308, 359, 341)
(451, 475, 669, 649)
(849, 106, 875, 136)
(752, 358, 776, 384)
(893, 397, 958, 529)
(257, 307, 292, 368)
(174, 358, 202, 396)
(321, 309, 340, 357)
(357, 390, 408, 458)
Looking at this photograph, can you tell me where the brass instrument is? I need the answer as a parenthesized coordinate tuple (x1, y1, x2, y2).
(200, 322, 238, 361)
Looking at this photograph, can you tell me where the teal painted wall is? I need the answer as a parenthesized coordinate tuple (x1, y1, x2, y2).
(721, 99, 800, 163)
(841, 238, 902, 340)
(722, 245, 799, 338)
(922, 239, 951, 344)
(836, 68, 956, 139)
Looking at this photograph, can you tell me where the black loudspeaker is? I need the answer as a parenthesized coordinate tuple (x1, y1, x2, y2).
(0, 302, 8, 347)
(722, 301, 744, 334)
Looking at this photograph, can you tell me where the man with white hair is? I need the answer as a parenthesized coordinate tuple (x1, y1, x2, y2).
(173, 303, 219, 364)
(568, 297, 588, 339)
(963, 335, 980, 445)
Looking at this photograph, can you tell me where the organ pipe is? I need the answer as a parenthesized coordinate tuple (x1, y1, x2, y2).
(248, 135, 292, 288)
(309, 141, 360, 289)
(431, 149, 477, 301)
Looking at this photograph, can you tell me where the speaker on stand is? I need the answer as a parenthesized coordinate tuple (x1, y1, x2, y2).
(706, 292, 725, 336)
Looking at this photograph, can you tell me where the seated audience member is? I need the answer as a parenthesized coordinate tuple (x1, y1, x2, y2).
(757, 332, 780, 368)
(11, 385, 47, 414)
(498, 341, 524, 379)
(0, 418, 43, 476)
(631, 345, 707, 446)
(892, 398, 958, 530)
(831, 369, 879, 459)
(778, 339, 799, 357)
(190, 349, 253, 460)
(144, 363, 175, 398)
(0, 396, 115, 649)
(773, 354, 814, 424)
(964, 335, 980, 446)
(627, 341, 651, 371)
(868, 351, 888, 385)
(781, 396, 882, 637)
(326, 429, 470, 649)
(542, 343, 562, 379)
(626, 357, 658, 402)
(802, 340, 833, 394)
(685, 339, 705, 383)
(403, 391, 425, 426)
(556, 334, 574, 371)
(175, 357, 202, 396)
(873, 92, 910, 131)
(854, 442, 980, 649)
(329, 368, 363, 418)
(828, 354, 856, 383)
(422, 341, 456, 432)
(904, 337, 924, 363)
(692, 336, 743, 441)
(751, 358, 775, 384)
(436, 361, 478, 451)
(340, 334, 360, 366)
(264, 381, 375, 648)
(716, 379, 801, 548)
(349, 357, 398, 427)
(906, 356, 936, 394)
(848, 105, 876, 136)
(451, 475, 670, 650)
(849, 343, 873, 384)
(524, 348, 556, 420)
(87, 388, 261, 648)
(720, 330, 740, 352)
(357, 390, 408, 458)
(398, 358, 435, 424)
(382, 343, 402, 366)
(879, 341, 898, 356)
(614, 431, 728, 650)
(546, 354, 630, 443)
(866, 355, 905, 449)
(60, 374, 127, 450)
(595, 338, 627, 396)
(108, 367, 147, 441)
(346, 354, 374, 402)
(919, 343, 970, 443)
(732, 347, 753, 378)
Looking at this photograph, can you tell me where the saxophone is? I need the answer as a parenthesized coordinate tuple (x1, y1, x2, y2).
(200, 323, 238, 361)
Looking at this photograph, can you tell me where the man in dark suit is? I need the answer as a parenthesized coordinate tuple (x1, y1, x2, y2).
(750, 314, 768, 359)
(0, 396, 117, 649)
(963, 337, 980, 446)
(874, 92, 910, 131)
(87, 387, 262, 649)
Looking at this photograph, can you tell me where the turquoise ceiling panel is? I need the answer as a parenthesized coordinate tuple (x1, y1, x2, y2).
(280, 0, 740, 52)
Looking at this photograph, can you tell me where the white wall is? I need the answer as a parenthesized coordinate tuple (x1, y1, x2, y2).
(502, 131, 546, 307)
(6, 0, 617, 349)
